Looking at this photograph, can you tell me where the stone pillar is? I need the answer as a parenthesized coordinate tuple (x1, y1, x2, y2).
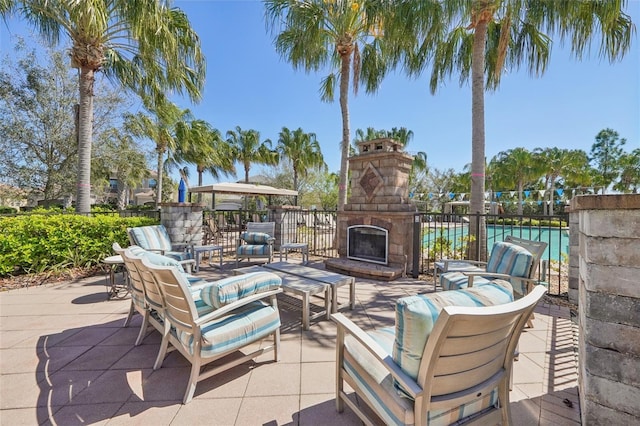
(572, 194, 640, 425)
(567, 208, 580, 305)
(160, 203, 204, 247)
(267, 206, 299, 250)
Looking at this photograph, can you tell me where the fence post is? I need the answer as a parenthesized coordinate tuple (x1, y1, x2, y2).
(412, 214, 421, 278)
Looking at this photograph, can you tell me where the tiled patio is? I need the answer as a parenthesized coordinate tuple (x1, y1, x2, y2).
(0, 261, 580, 425)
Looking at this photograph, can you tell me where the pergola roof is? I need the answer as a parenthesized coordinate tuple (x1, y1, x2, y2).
(188, 182, 298, 197)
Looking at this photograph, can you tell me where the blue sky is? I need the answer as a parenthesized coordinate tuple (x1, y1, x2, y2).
(1, 1, 638, 186)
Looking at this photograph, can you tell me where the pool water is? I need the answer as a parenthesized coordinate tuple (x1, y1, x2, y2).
(424, 225, 569, 262)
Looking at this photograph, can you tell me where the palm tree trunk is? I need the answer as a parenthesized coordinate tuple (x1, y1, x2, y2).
(549, 177, 556, 215)
(469, 19, 488, 261)
(338, 52, 351, 212)
(517, 181, 523, 215)
(75, 67, 94, 214)
(156, 150, 164, 206)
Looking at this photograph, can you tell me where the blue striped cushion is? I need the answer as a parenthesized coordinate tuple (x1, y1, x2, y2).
(199, 272, 281, 309)
(486, 241, 533, 277)
(177, 300, 280, 357)
(237, 245, 271, 256)
(129, 225, 173, 252)
(240, 232, 273, 244)
(394, 282, 514, 381)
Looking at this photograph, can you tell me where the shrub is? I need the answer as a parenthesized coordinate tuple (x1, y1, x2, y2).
(0, 206, 18, 214)
(0, 214, 158, 276)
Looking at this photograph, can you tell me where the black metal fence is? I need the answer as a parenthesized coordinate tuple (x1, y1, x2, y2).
(203, 209, 568, 295)
(417, 212, 569, 296)
(203, 209, 338, 259)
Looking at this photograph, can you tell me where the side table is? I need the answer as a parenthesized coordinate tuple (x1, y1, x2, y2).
(102, 255, 130, 300)
(193, 245, 223, 272)
(279, 243, 309, 265)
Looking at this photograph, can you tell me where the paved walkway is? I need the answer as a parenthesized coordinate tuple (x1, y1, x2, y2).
(0, 262, 580, 425)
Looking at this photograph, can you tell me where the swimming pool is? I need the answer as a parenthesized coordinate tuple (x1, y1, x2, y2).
(423, 225, 569, 262)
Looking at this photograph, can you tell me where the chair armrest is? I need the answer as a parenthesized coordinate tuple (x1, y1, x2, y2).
(195, 288, 283, 325)
(179, 259, 195, 273)
(331, 313, 423, 399)
(464, 272, 534, 294)
(442, 259, 487, 271)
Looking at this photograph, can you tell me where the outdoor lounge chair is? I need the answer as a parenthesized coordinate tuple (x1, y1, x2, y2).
(333, 282, 547, 425)
(235, 221, 276, 267)
(439, 240, 539, 298)
(434, 236, 548, 290)
(119, 246, 211, 347)
(142, 258, 282, 404)
(127, 224, 193, 264)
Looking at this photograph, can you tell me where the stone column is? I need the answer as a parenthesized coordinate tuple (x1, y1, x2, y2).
(567, 208, 580, 305)
(573, 194, 640, 425)
(160, 203, 204, 247)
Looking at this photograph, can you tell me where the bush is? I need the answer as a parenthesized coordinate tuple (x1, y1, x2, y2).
(0, 214, 158, 276)
(0, 206, 18, 214)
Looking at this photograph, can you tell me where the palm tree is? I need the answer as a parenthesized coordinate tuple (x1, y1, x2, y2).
(125, 99, 195, 206)
(413, 0, 634, 259)
(170, 122, 236, 203)
(265, 0, 417, 211)
(226, 126, 278, 184)
(9, 0, 205, 213)
(490, 148, 537, 215)
(534, 148, 591, 215)
(275, 127, 326, 195)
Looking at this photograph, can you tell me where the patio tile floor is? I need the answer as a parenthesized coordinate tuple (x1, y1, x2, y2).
(0, 261, 580, 425)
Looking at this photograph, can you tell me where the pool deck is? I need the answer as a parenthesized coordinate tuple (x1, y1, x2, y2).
(0, 261, 580, 425)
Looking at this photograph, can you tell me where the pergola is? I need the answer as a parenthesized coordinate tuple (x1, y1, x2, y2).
(187, 182, 298, 209)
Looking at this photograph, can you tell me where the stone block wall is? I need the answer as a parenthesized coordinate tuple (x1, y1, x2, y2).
(160, 203, 204, 247)
(568, 210, 580, 304)
(572, 194, 640, 425)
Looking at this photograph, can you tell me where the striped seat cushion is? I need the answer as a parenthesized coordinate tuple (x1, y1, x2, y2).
(486, 241, 533, 277)
(344, 327, 501, 425)
(237, 245, 271, 256)
(177, 300, 280, 357)
(394, 281, 514, 382)
(199, 272, 281, 309)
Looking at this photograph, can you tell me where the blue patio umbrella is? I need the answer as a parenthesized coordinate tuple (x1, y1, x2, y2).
(178, 178, 187, 202)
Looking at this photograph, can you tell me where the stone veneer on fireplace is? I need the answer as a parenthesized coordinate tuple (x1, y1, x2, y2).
(325, 138, 416, 281)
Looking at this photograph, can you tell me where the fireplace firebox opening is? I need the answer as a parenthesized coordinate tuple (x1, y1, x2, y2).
(347, 225, 388, 265)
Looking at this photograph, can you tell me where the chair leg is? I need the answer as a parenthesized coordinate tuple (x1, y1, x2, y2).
(183, 359, 202, 404)
(153, 320, 171, 370)
(135, 310, 152, 346)
(274, 328, 281, 362)
(123, 301, 136, 327)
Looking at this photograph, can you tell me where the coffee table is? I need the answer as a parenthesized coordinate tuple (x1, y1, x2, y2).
(279, 243, 309, 264)
(234, 265, 330, 330)
(193, 245, 223, 272)
(264, 262, 355, 313)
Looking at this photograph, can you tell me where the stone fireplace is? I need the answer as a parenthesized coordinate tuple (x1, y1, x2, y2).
(325, 138, 416, 280)
(348, 225, 388, 264)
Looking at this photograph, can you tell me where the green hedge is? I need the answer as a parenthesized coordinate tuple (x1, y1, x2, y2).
(0, 214, 158, 276)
